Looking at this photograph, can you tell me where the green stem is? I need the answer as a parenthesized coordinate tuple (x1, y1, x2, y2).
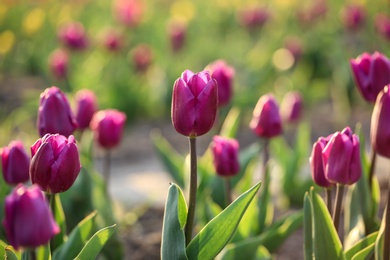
(326, 187, 333, 216)
(22, 249, 36, 260)
(224, 177, 232, 206)
(332, 184, 344, 234)
(368, 151, 377, 191)
(262, 139, 270, 184)
(185, 137, 197, 245)
(103, 149, 111, 188)
(383, 170, 390, 260)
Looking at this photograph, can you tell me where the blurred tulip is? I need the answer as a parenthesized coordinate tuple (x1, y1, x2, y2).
(371, 85, 390, 158)
(30, 134, 81, 193)
(114, 0, 143, 27)
(250, 94, 282, 139)
(100, 28, 124, 52)
(211, 136, 240, 177)
(48, 49, 68, 80)
(322, 127, 362, 185)
(75, 89, 98, 130)
(167, 19, 187, 52)
(238, 6, 269, 30)
(58, 22, 88, 50)
(3, 184, 60, 249)
(0, 141, 30, 185)
(205, 60, 235, 107)
(350, 52, 390, 102)
(280, 91, 303, 123)
(90, 109, 127, 149)
(131, 44, 153, 72)
(375, 14, 390, 41)
(171, 70, 218, 137)
(37, 86, 78, 137)
(309, 135, 333, 188)
(341, 4, 365, 31)
(284, 37, 302, 63)
(297, 0, 327, 24)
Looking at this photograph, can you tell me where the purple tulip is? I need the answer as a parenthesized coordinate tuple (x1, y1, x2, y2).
(238, 6, 269, 30)
(48, 49, 68, 80)
(30, 134, 81, 193)
(171, 70, 218, 137)
(58, 22, 88, 50)
(90, 109, 127, 149)
(37, 86, 78, 137)
(131, 44, 153, 73)
(341, 4, 365, 31)
(322, 127, 362, 185)
(3, 184, 60, 249)
(250, 94, 282, 139)
(371, 85, 390, 158)
(280, 91, 303, 123)
(309, 135, 333, 188)
(75, 89, 98, 130)
(0, 141, 30, 185)
(350, 52, 390, 102)
(167, 19, 187, 53)
(114, 0, 143, 27)
(211, 136, 240, 177)
(100, 28, 124, 52)
(206, 60, 235, 107)
(375, 14, 390, 41)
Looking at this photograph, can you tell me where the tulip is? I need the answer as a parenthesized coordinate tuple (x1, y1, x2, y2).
(75, 89, 98, 130)
(114, 0, 143, 27)
(284, 37, 302, 62)
(90, 109, 126, 149)
(48, 49, 68, 80)
(100, 28, 124, 52)
(371, 85, 390, 158)
(341, 5, 365, 31)
(58, 22, 88, 50)
(280, 91, 303, 123)
(30, 134, 81, 193)
(211, 136, 240, 177)
(0, 141, 30, 185)
(350, 52, 390, 102)
(322, 127, 362, 185)
(131, 44, 153, 73)
(375, 14, 390, 41)
(167, 19, 187, 52)
(3, 184, 60, 249)
(250, 94, 282, 139)
(238, 6, 269, 30)
(205, 60, 235, 107)
(171, 70, 218, 137)
(309, 135, 333, 188)
(37, 86, 78, 137)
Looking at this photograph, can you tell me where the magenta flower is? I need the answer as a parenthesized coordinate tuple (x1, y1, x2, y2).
(167, 19, 187, 53)
(90, 109, 127, 149)
(0, 141, 30, 185)
(322, 127, 362, 185)
(100, 28, 124, 52)
(206, 60, 235, 107)
(280, 91, 303, 123)
(37, 86, 78, 137)
(75, 89, 98, 130)
(371, 86, 390, 158)
(131, 44, 153, 73)
(211, 136, 240, 177)
(341, 4, 365, 31)
(30, 134, 81, 193)
(250, 94, 282, 139)
(114, 0, 143, 27)
(309, 135, 333, 188)
(3, 184, 60, 249)
(238, 6, 269, 30)
(171, 70, 218, 137)
(375, 14, 390, 41)
(58, 22, 88, 50)
(48, 49, 68, 80)
(350, 52, 390, 102)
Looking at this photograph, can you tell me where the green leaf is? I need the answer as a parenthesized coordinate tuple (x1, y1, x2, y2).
(257, 170, 273, 234)
(74, 224, 117, 260)
(4, 246, 19, 260)
(304, 193, 313, 260)
(186, 182, 261, 260)
(161, 183, 188, 260)
(219, 107, 241, 138)
(50, 193, 67, 252)
(351, 243, 375, 260)
(344, 231, 378, 260)
(36, 244, 51, 260)
(375, 205, 387, 260)
(53, 211, 97, 260)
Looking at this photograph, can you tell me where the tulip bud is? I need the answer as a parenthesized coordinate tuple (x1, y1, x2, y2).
(37, 86, 78, 137)
(114, 0, 143, 27)
(167, 19, 187, 53)
(171, 70, 218, 137)
(350, 52, 390, 102)
(205, 60, 235, 107)
(131, 44, 153, 73)
(371, 85, 390, 158)
(90, 109, 127, 149)
(250, 94, 282, 139)
(3, 184, 60, 249)
(238, 6, 269, 30)
(280, 91, 303, 123)
(75, 89, 98, 130)
(30, 134, 81, 193)
(100, 28, 124, 52)
(309, 135, 333, 188)
(211, 136, 240, 177)
(0, 141, 30, 185)
(322, 127, 362, 185)
(58, 22, 88, 50)
(375, 14, 390, 41)
(48, 49, 68, 80)
(341, 4, 365, 31)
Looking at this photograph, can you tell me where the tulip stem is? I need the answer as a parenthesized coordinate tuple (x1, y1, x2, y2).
(383, 171, 390, 259)
(185, 137, 197, 245)
(22, 249, 36, 260)
(224, 177, 232, 206)
(103, 149, 111, 189)
(368, 151, 377, 190)
(332, 184, 344, 234)
(326, 187, 333, 216)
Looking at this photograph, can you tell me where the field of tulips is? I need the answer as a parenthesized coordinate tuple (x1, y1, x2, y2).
(3, 0, 390, 259)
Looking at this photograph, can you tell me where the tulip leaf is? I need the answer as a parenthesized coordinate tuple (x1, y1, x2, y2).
(74, 224, 116, 260)
(351, 243, 375, 260)
(151, 130, 185, 187)
(344, 231, 378, 260)
(5, 248, 18, 260)
(50, 193, 67, 252)
(257, 169, 273, 234)
(375, 205, 387, 260)
(219, 107, 241, 138)
(161, 183, 188, 260)
(53, 211, 97, 260)
(186, 182, 261, 260)
(304, 192, 313, 259)
(232, 143, 261, 190)
(36, 244, 51, 260)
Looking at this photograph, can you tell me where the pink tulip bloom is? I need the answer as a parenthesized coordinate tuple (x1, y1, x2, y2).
(75, 89, 98, 130)
(211, 136, 240, 177)
(48, 49, 69, 80)
(206, 60, 235, 107)
(371, 85, 390, 158)
(1, 141, 30, 185)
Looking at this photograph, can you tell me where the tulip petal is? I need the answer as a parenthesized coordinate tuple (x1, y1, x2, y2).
(172, 78, 196, 136)
(194, 79, 218, 136)
(30, 142, 54, 192)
